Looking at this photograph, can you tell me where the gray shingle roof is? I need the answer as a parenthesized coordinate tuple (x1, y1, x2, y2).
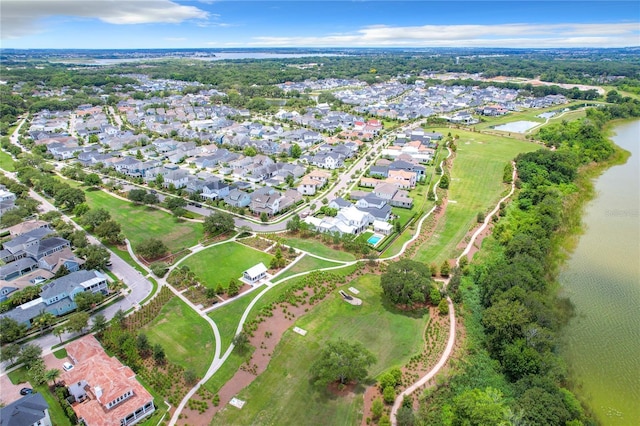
(0, 393, 49, 426)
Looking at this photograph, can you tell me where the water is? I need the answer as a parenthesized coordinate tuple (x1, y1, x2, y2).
(367, 235, 382, 245)
(559, 120, 640, 425)
(493, 120, 540, 133)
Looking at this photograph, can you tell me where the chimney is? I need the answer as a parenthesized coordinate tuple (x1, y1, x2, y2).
(94, 386, 103, 401)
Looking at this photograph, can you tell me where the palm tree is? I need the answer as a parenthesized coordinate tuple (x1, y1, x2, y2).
(45, 368, 61, 387)
(53, 326, 65, 344)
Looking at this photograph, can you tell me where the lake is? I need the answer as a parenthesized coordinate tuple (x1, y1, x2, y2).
(559, 120, 640, 425)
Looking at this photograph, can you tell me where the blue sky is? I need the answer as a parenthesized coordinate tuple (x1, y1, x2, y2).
(1, 1, 639, 49)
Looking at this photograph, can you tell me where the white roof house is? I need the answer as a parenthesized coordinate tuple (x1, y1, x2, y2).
(243, 263, 268, 284)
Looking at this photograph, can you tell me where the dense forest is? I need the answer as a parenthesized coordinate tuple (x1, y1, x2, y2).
(415, 98, 640, 426)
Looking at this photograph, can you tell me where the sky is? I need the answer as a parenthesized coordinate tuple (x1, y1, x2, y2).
(1, 0, 639, 49)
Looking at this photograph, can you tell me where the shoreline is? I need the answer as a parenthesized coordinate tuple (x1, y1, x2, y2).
(551, 119, 635, 423)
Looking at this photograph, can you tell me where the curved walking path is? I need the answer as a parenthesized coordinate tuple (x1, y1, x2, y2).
(389, 161, 518, 425)
(167, 144, 453, 425)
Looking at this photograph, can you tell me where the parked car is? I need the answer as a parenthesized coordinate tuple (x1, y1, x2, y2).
(62, 362, 74, 371)
(29, 276, 46, 284)
(20, 388, 33, 395)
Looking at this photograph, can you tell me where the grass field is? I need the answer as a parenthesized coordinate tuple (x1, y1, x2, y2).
(212, 274, 426, 426)
(141, 297, 214, 377)
(472, 102, 588, 131)
(83, 188, 203, 253)
(181, 242, 273, 290)
(8, 368, 72, 426)
(0, 150, 15, 171)
(274, 254, 344, 282)
(412, 128, 539, 265)
(282, 237, 356, 261)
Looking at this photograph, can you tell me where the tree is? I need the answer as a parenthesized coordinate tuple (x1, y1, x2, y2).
(84, 173, 101, 187)
(227, 279, 240, 297)
(166, 197, 186, 215)
(143, 192, 159, 205)
(66, 312, 90, 334)
(440, 260, 451, 277)
(75, 291, 104, 311)
(113, 309, 127, 327)
(383, 385, 396, 403)
(128, 189, 148, 204)
(396, 407, 415, 426)
(53, 326, 65, 343)
(439, 174, 450, 189)
(260, 212, 269, 223)
(232, 331, 250, 353)
(33, 311, 55, 332)
(0, 317, 27, 344)
(136, 238, 168, 259)
(438, 298, 449, 315)
(286, 214, 301, 232)
(203, 211, 235, 235)
(452, 387, 510, 426)
(184, 369, 198, 385)
(136, 333, 152, 357)
(290, 143, 302, 158)
(81, 208, 111, 231)
(45, 368, 61, 386)
(311, 339, 376, 387)
(153, 344, 166, 365)
(380, 259, 434, 307)
(371, 398, 384, 420)
(55, 187, 86, 211)
(18, 344, 43, 369)
(91, 314, 107, 334)
(0, 343, 20, 365)
(95, 219, 123, 244)
(79, 244, 110, 270)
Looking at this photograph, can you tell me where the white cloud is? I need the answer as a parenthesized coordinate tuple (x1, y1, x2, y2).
(1, 0, 208, 39)
(249, 23, 640, 48)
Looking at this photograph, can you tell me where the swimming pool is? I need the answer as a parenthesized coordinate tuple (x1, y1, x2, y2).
(367, 235, 382, 245)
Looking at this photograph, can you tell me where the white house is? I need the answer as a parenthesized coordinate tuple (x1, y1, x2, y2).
(243, 263, 268, 284)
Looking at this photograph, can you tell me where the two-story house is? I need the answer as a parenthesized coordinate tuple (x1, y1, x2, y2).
(62, 335, 155, 426)
(0, 393, 53, 426)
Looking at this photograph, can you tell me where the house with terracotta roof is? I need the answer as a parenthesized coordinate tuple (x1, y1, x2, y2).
(386, 169, 417, 189)
(61, 335, 155, 426)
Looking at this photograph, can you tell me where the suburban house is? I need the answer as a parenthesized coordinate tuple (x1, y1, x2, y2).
(0, 270, 108, 327)
(304, 205, 372, 235)
(162, 170, 190, 189)
(0, 229, 71, 280)
(224, 189, 251, 208)
(310, 152, 344, 169)
(249, 188, 302, 216)
(372, 182, 413, 209)
(354, 193, 393, 222)
(386, 169, 417, 189)
(201, 180, 230, 201)
(5, 220, 51, 237)
(297, 170, 330, 195)
(0, 393, 53, 426)
(0, 187, 17, 216)
(62, 335, 155, 426)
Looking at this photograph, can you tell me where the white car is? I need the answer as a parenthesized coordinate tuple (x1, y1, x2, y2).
(62, 362, 74, 371)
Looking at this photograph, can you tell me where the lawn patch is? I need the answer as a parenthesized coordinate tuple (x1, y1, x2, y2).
(141, 297, 214, 377)
(282, 237, 356, 261)
(83, 189, 203, 253)
(212, 274, 425, 425)
(181, 242, 273, 290)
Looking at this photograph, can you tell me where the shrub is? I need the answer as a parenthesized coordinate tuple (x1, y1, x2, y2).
(150, 262, 168, 277)
(383, 386, 396, 404)
(372, 398, 384, 420)
(438, 298, 449, 315)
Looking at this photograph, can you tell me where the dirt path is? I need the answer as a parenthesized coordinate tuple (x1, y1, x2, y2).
(389, 161, 518, 425)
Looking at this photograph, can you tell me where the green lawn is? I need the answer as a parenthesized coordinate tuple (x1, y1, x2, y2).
(472, 102, 587, 131)
(412, 128, 539, 265)
(141, 297, 214, 377)
(209, 291, 258, 350)
(83, 189, 203, 253)
(181, 242, 273, 290)
(8, 368, 72, 426)
(0, 149, 16, 171)
(212, 274, 426, 426)
(274, 254, 345, 282)
(282, 237, 356, 261)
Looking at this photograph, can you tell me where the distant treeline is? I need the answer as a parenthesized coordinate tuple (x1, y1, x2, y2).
(416, 102, 640, 426)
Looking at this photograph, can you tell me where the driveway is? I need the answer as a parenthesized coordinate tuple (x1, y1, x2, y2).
(0, 373, 30, 406)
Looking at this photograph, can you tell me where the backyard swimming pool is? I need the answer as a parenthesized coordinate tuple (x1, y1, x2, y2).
(367, 235, 382, 245)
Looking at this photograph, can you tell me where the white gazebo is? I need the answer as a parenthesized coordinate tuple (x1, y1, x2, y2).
(243, 262, 268, 284)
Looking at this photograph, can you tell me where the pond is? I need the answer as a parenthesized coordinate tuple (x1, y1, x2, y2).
(493, 120, 540, 133)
